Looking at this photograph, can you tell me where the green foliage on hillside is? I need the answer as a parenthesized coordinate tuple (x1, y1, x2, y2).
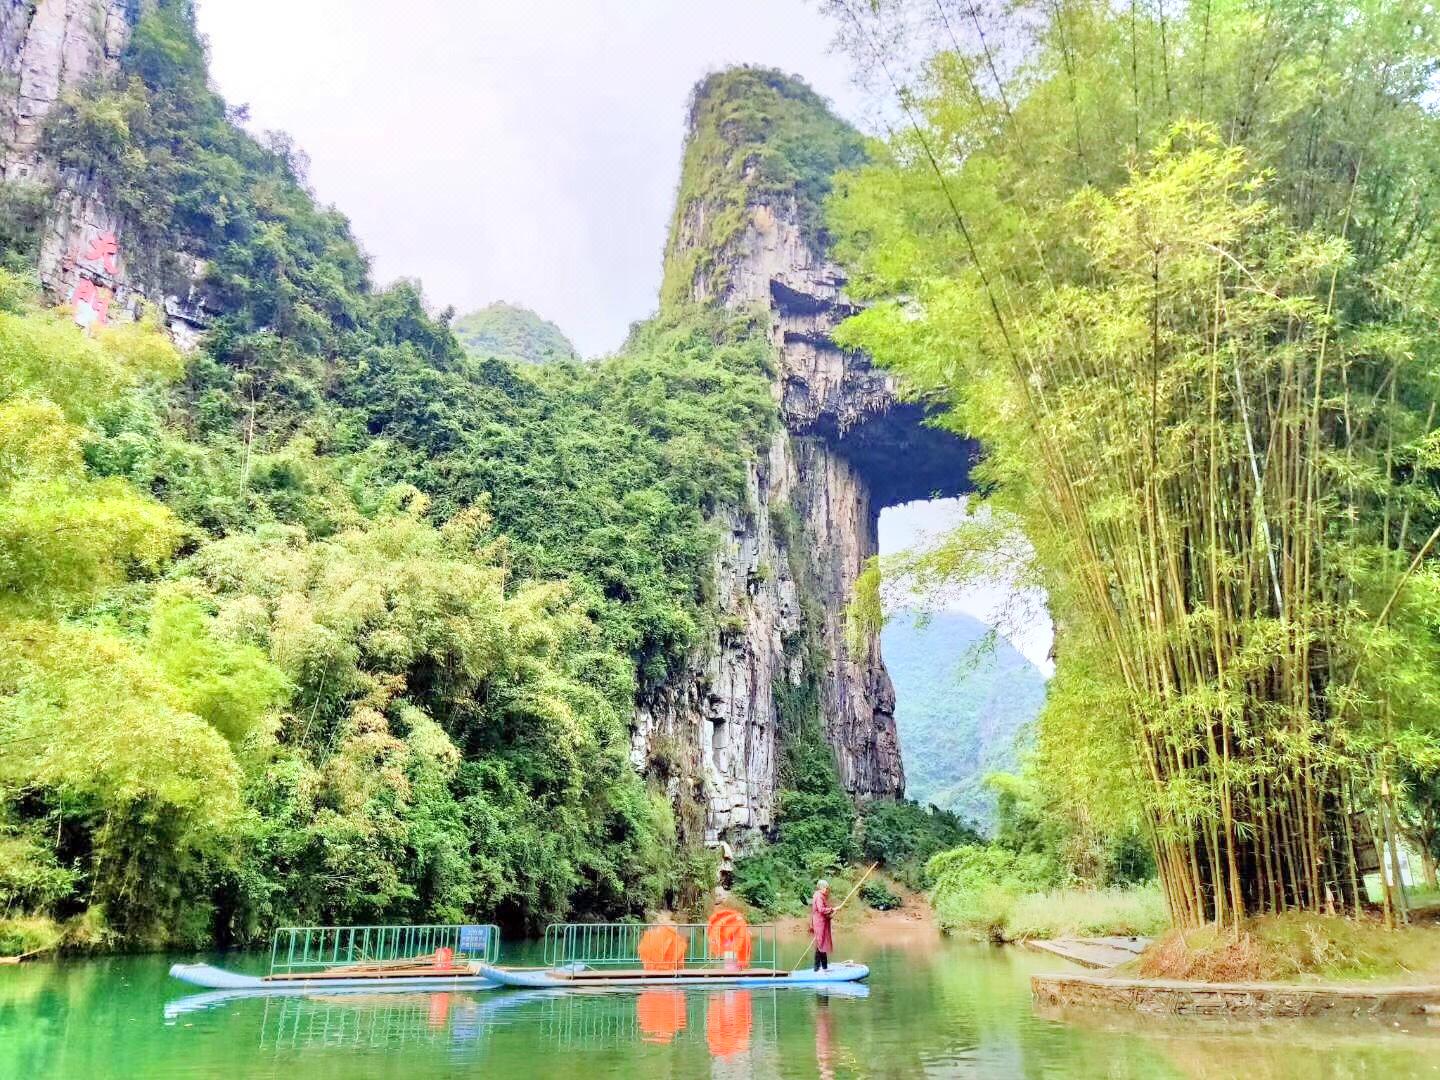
(453, 303, 579, 364)
(0, 0, 950, 948)
(0, 274, 708, 944)
(736, 634, 979, 910)
(46, 0, 367, 347)
(0, 3, 796, 947)
(882, 611, 1046, 829)
(660, 66, 867, 307)
(335, 307, 778, 690)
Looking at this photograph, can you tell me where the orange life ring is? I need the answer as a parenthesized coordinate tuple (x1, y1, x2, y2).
(706, 909, 752, 968)
(637, 924, 688, 971)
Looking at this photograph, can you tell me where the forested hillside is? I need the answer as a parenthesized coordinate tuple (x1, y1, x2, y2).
(0, 0, 785, 951)
(882, 612, 1045, 830)
(453, 303, 579, 364)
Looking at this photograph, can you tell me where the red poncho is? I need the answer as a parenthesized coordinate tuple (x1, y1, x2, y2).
(810, 890, 835, 953)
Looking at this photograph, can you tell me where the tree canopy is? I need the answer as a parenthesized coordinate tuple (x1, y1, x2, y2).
(829, 0, 1440, 925)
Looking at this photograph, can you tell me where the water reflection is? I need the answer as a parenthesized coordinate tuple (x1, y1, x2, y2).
(165, 981, 869, 1065)
(259, 991, 490, 1051)
(815, 995, 836, 1080)
(1036, 1000, 1440, 1079)
(635, 989, 687, 1044)
(705, 990, 753, 1059)
(16, 935, 1435, 1078)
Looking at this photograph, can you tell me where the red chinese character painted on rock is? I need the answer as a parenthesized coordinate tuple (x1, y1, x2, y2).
(70, 278, 112, 330)
(80, 231, 120, 276)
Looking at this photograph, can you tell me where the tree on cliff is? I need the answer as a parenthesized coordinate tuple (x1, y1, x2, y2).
(830, 0, 1440, 926)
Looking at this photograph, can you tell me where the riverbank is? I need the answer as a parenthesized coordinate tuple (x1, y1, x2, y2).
(1135, 913, 1440, 985)
(932, 881, 1170, 944)
(768, 876, 939, 942)
(1032, 971, 1440, 1018)
(1032, 912, 1440, 1020)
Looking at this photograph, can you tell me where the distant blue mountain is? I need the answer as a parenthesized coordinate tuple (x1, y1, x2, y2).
(882, 610, 1048, 831)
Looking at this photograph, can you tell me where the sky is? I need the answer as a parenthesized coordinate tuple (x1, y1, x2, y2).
(194, 0, 870, 358)
(879, 499, 1055, 675)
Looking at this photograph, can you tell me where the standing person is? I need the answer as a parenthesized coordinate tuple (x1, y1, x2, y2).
(810, 879, 836, 971)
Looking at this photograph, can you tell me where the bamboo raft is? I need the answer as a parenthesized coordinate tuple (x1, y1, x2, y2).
(477, 962, 869, 989)
(170, 923, 501, 991)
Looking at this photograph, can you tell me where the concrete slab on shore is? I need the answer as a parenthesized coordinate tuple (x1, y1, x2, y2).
(1025, 936, 1150, 969)
(1033, 971, 1440, 1018)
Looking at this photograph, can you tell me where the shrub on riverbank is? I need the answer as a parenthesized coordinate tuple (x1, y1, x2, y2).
(733, 798, 980, 915)
(927, 843, 1167, 941)
(0, 916, 62, 957)
(860, 880, 902, 911)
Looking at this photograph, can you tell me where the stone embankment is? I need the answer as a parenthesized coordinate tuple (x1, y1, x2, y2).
(1025, 936, 1149, 969)
(1032, 971, 1440, 1019)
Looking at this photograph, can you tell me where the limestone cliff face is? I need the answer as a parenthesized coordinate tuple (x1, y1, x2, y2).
(638, 71, 977, 851)
(0, 0, 207, 341)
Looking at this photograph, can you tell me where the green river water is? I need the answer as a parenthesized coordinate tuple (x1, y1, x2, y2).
(1, 928, 1437, 1078)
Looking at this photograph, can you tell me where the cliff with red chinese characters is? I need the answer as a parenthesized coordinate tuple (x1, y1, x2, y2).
(0, 0, 208, 339)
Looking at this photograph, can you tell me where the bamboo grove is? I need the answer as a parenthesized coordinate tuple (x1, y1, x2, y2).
(829, 0, 1440, 925)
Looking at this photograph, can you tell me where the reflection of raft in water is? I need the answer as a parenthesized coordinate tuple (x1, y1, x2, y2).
(480, 915, 869, 990)
(169, 922, 501, 992)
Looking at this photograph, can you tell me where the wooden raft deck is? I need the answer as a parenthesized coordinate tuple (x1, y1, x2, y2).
(261, 964, 481, 982)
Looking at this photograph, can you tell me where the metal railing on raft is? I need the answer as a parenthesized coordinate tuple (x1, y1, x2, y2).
(268, 923, 500, 975)
(541, 922, 779, 971)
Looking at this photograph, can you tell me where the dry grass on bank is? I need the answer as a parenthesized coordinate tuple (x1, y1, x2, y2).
(1137, 912, 1440, 984)
(1004, 885, 1169, 941)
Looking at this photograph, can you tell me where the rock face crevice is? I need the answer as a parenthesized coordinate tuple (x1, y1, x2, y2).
(640, 180, 978, 851)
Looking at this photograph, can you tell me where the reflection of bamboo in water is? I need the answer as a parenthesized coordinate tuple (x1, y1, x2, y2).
(258, 992, 485, 1051)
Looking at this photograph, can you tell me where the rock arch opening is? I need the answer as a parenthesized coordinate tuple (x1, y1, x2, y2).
(877, 498, 1053, 830)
